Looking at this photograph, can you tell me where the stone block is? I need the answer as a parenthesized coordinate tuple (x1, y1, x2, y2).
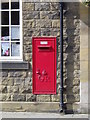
(0, 94, 11, 101)
(40, 11, 60, 19)
(23, 3, 35, 11)
(24, 28, 41, 37)
(28, 72, 32, 78)
(23, 37, 32, 45)
(7, 86, 19, 93)
(41, 28, 51, 36)
(8, 72, 27, 78)
(24, 45, 31, 53)
(73, 78, 80, 86)
(26, 94, 36, 101)
(36, 20, 52, 28)
(23, 11, 40, 20)
(1, 78, 7, 85)
(73, 86, 80, 94)
(50, 28, 60, 36)
(1, 102, 59, 112)
(1, 72, 8, 77)
(23, 20, 36, 28)
(51, 94, 60, 102)
(0, 85, 7, 93)
(14, 78, 24, 85)
(50, 3, 60, 11)
(11, 94, 26, 101)
(37, 95, 51, 102)
(19, 86, 31, 93)
(65, 86, 80, 95)
(67, 94, 80, 103)
(8, 79, 14, 86)
(35, 3, 50, 11)
(24, 77, 31, 86)
(52, 20, 60, 28)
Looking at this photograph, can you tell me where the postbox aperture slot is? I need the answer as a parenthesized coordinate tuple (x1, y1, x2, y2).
(38, 46, 51, 51)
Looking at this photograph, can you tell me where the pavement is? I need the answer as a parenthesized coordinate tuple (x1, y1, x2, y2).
(0, 112, 89, 119)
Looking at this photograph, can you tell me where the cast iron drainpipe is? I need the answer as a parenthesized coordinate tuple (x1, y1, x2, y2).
(59, 2, 64, 113)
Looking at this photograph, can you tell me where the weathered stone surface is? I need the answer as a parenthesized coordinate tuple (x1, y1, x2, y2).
(63, 18, 80, 29)
(51, 28, 60, 36)
(14, 78, 24, 85)
(52, 20, 60, 28)
(0, 94, 11, 101)
(24, 53, 32, 61)
(67, 94, 80, 103)
(8, 72, 27, 78)
(24, 45, 31, 53)
(41, 28, 51, 36)
(26, 94, 36, 101)
(24, 28, 41, 37)
(23, 37, 32, 45)
(0, 85, 7, 93)
(1, 72, 8, 77)
(23, 11, 40, 20)
(11, 94, 26, 101)
(23, 20, 36, 28)
(37, 95, 51, 102)
(2, 78, 10, 86)
(73, 86, 80, 94)
(40, 11, 60, 19)
(7, 78, 14, 86)
(1, 102, 60, 112)
(36, 20, 52, 28)
(24, 77, 31, 86)
(35, 3, 50, 11)
(73, 78, 80, 86)
(52, 94, 60, 102)
(50, 3, 60, 11)
(19, 86, 31, 93)
(23, 3, 35, 11)
(7, 86, 19, 93)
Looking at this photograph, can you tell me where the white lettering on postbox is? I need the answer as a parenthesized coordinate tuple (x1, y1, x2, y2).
(40, 41, 48, 45)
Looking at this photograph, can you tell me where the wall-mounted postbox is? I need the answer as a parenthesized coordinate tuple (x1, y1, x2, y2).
(32, 37, 57, 94)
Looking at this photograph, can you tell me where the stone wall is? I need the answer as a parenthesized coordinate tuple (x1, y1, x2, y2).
(0, 2, 80, 112)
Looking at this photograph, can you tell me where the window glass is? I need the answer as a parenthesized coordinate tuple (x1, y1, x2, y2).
(1, 0, 9, 9)
(11, 11, 19, 25)
(11, 2, 19, 9)
(1, 27, 9, 41)
(1, 11, 9, 25)
(11, 27, 20, 40)
(1, 2, 9, 9)
(11, 42, 20, 56)
(1, 42, 10, 56)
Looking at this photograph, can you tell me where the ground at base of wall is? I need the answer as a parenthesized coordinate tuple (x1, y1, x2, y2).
(0, 112, 89, 119)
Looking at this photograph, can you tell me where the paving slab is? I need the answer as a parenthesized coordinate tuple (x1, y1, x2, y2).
(0, 112, 89, 119)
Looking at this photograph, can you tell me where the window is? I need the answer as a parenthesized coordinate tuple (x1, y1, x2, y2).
(0, 0, 22, 61)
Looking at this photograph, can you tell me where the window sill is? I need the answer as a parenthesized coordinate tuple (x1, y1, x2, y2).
(0, 61, 30, 70)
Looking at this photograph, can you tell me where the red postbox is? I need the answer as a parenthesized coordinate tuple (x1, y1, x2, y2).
(32, 37, 57, 94)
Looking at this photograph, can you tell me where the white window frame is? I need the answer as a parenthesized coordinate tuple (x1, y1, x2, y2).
(0, 0, 23, 61)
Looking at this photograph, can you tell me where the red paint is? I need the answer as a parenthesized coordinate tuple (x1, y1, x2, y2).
(32, 37, 57, 94)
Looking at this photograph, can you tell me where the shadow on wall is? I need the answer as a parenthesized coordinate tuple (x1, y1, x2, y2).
(63, 2, 80, 113)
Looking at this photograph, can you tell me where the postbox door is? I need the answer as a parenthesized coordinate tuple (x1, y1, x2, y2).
(33, 37, 56, 94)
